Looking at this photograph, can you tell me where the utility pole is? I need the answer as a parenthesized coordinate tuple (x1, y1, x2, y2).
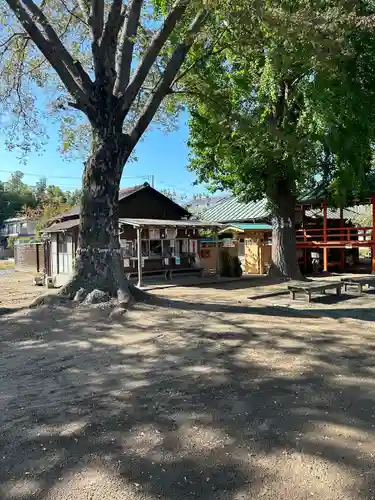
(150, 175, 154, 188)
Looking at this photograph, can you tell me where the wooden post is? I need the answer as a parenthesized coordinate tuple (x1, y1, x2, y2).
(36, 243, 40, 273)
(215, 230, 220, 278)
(323, 200, 328, 272)
(56, 233, 60, 275)
(372, 197, 375, 273)
(136, 226, 143, 287)
(340, 207, 345, 270)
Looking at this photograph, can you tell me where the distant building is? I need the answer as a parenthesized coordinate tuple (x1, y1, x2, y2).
(201, 194, 360, 274)
(0, 217, 37, 248)
(43, 182, 195, 278)
(186, 195, 227, 219)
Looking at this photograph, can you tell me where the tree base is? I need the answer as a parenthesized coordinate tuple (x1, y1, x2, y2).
(58, 271, 151, 305)
(267, 262, 305, 281)
(29, 267, 151, 312)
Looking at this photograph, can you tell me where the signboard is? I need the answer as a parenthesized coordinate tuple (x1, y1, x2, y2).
(149, 228, 160, 240)
(166, 228, 177, 239)
(189, 239, 197, 253)
(345, 244, 353, 249)
(175, 256, 181, 265)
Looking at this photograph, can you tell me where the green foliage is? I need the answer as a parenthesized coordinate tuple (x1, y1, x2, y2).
(182, 0, 375, 208)
(0, 173, 36, 227)
(0, 170, 78, 229)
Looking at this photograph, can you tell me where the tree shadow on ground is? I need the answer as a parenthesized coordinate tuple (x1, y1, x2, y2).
(152, 290, 375, 322)
(0, 300, 375, 499)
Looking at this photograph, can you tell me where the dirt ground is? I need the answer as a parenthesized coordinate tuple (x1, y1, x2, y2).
(0, 270, 53, 311)
(1, 271, 375, 499)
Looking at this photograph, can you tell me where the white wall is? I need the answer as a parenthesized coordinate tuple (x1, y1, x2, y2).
(51, 234, 58, 275)
(58, 232, 74, 274)
(51, 231, 74, 275)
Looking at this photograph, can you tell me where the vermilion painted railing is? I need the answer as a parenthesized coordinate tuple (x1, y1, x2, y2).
(296, 226, 374, 244)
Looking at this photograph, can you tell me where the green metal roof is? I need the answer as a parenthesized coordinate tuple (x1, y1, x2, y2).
(202, 191, 358, 224)
(298, 184, 329, 203)
(202, 196, 269, 222)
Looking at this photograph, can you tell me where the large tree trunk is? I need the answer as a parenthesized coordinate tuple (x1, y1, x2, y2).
(60, 127, 135, 302)
(267, 183, 304, 281)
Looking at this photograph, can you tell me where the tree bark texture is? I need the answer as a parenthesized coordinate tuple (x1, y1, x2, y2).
(61, 124, 133, 300)
(268, 185, 304, 280)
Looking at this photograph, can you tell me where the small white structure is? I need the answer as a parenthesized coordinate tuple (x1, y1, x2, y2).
(44, 219, 77, 276)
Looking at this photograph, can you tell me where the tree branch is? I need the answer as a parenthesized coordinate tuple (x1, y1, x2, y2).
(89, 0, 104, 41)
(95, 0, 126, 86)
(120, 0, 189, 110)
(172, 36, 229, 87)
(76, 0, 90, 21)
(5, 0, 93, 108)
(0, 32, 29, 58)
(59, 0, 89, 28)
(114, 0, 143, 96)
(129, 9, 207, 145)
(0, 32, 28, 48)
(88, 0, 104, 80)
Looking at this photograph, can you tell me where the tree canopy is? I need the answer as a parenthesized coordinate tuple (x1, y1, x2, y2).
(0, 0, 216, 156)
(181, 0, 375, 277)
(186, 0, 375, 205)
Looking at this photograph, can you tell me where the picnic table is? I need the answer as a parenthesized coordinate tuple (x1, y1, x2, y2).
(341, 275, 375, 296)
(288, 280, 342, 302)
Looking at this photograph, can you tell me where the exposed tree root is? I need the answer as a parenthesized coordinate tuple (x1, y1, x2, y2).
(267, 262, 306, 281)
(30, 268, 153, 313)
(29, 293, 70, 309)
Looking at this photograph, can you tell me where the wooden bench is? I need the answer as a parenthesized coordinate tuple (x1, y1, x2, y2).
(288, 280, 342, 302)
(166, 268, 203, 280)
(341, 276, 375, 296)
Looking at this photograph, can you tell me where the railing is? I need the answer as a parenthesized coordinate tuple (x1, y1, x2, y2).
(296, 226, 374, 244)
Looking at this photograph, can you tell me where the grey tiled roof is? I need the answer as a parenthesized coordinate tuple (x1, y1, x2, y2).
(304, 207, 358, 220)
(187, 195, 227, 217)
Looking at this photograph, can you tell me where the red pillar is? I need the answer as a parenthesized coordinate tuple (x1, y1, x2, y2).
(372, 197, 375, 273)
(323, 200, 328, 272)
(340, 208, 345, 270)
(301, 205, 308, 267)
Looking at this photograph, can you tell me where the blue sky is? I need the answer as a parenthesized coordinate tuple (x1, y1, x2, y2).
(0, 112, 206, 200)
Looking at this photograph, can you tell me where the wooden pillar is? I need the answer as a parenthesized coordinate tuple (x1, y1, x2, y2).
(56, 233, 60, 275)
(322, 200, 328, 272)
(301, 205, 308, 268)
(372, 197, 375, 273)
(215, 230, 220, 278)
(136, 226, 143, 287)
(340, 207, 345, 270)
(36, 243, 40, 273)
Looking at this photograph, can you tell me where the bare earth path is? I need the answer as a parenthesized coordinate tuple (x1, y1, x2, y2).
(1, 275, 375, 499)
